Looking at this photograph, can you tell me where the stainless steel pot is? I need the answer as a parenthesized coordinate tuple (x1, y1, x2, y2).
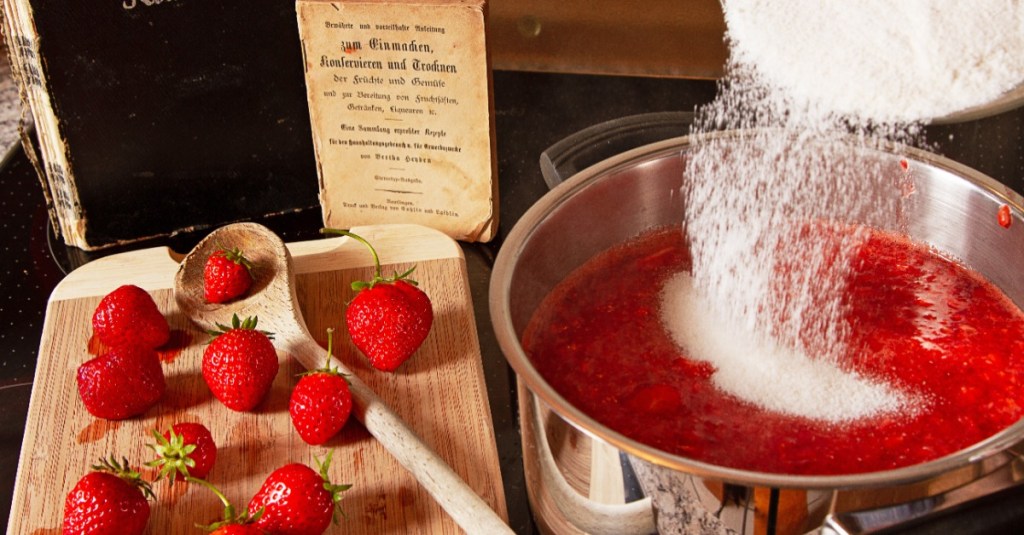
(490, 132, 1024, 534)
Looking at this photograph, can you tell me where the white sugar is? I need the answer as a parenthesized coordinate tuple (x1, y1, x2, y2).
(660, 273, 913, 422)
(722, 0, 1024, 123)
(681, 68, 907, 392)
(658, 0, 1022, 422)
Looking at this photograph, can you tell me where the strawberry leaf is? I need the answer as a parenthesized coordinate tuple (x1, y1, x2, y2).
(206, 314, 275, 341)
(215, 244, 255, 272)
(314, 450, 353, 524)
(92, 455, 156, 500)
(146, 428, 198, 485)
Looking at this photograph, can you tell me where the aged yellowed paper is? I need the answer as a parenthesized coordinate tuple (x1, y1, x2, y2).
(298, 0, 497, 242)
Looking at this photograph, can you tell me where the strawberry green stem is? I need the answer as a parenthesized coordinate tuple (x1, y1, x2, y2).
(186, 476, 238, 524)
(324, 327, 335, 369)
(321, 228, 382, 279)
(320, 227, 418, 290)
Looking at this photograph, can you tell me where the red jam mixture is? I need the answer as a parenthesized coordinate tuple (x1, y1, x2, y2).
(522, 227, 1024, 475)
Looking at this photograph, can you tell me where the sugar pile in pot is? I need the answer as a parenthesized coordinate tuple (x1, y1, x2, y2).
(662, 0, 1023, 422)
(661, 273, 911, 422)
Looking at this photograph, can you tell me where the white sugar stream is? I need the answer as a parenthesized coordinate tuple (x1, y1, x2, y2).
(667, 63, 923, 422)
(660, 0, 1024, 422)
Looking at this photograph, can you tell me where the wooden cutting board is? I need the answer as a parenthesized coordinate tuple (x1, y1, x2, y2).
(7, 224, 507, 534)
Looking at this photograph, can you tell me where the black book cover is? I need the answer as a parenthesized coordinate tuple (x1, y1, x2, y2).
(13, 0, 319, 249)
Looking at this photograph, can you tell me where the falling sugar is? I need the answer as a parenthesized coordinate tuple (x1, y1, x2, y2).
(659, 0, 1022, 421)
(679, 63, 915, 415)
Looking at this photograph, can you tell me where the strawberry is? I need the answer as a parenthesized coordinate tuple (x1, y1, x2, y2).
(76, 344, 165, 420)
(248, 452, 351, 535)
(92, 284, 170, 349)
(203, 314, 279, 411)
(289, 328, 353, 445)
(63, 456, 154, 535)
(322, 228, 433, 372)
(205, 246, 255, 303)
(147, 422, 217, 482)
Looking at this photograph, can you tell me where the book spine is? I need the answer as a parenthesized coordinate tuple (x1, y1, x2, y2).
(2, 0, 87, 249)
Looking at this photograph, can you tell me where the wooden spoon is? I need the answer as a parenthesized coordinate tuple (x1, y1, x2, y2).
(174, 222, 512, 534)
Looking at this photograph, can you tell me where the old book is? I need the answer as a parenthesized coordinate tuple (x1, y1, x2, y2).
(297, 0, 499, 242)
(2, 0, 320, 250)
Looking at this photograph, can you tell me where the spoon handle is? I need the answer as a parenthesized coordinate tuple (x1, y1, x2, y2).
(286, 334, 513, 534)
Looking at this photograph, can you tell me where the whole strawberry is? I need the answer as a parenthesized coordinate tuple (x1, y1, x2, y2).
(289, 328, 353, 445)
(147, 422, 217, 482)
(248, 452, 351, 535)
(77, 345, 166, 420)
(347, 279, 433, 372)
(205, 246, 255, 303)
(63, 456, 154, 535)
(203, 314, 279, 411)
(322, 228, 434, 372)
(92, 284, 170, 348)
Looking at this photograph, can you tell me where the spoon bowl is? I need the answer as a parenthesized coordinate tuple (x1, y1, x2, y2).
(174, 222, 294, 333)
(175, 222, 511, 534)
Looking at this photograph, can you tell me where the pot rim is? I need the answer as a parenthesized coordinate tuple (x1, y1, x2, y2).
(490, 131, 1024, 490)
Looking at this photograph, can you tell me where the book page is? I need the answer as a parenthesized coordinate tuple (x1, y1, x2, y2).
(298, 0, 498, 242)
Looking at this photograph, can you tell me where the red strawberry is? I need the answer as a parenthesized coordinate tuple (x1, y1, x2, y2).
(77, 345, 165, 420)
(202, 314, 279, 411)
(147, 422, 217, 482)
(346, 279, 433, 372)
(322, 228, 433, 372)
(63, 456, 154, 535)
(205, 247, 255, 303)
(248, 452, 351, 535)
(92, 284, 170, 349)
(289, 328, 353, 445)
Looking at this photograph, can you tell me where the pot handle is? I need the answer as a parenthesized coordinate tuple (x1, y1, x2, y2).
(823, 459, 1024, 534)
(539, 111, 694, 190)
(524, 390, 657, 535)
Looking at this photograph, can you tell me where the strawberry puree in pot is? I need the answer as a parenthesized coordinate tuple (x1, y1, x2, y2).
(522, 226, 1024, 476)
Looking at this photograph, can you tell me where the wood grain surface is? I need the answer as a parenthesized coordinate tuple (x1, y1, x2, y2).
(7, 224, 507, 534)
